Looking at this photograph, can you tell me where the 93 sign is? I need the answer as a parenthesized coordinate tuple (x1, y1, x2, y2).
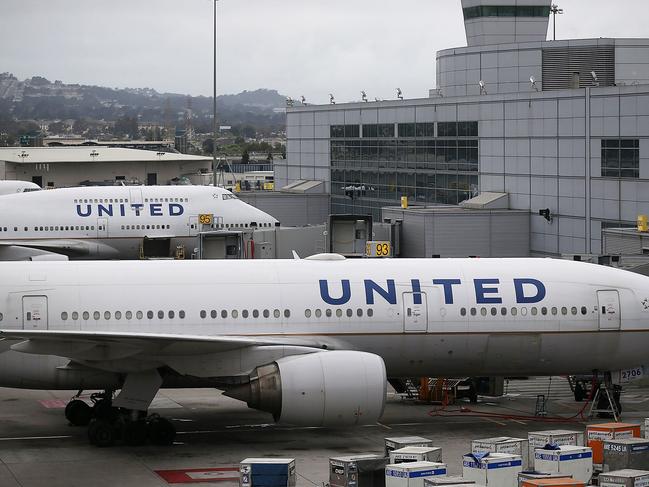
(365, 241, 391, 258)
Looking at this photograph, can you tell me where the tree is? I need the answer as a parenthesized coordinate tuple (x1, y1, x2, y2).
(266, 152, 273, 163)
(241, 149, 250, 164)
(241, 124, 256, 139)
(113, 116, 139, 139)
(202, 138, 214, 154)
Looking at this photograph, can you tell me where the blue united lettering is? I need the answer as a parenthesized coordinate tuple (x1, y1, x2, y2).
(318, 277, 547, 305)
(76, 203, 185, 218)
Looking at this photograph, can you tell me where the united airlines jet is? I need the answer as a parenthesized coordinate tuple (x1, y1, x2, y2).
(0, 255, 647, 445)
(0, 185, 278, 260)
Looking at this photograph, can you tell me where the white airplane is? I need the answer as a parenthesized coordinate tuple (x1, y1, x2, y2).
(0, 256, 647, 446)
(0, 180, 41, 195)
(0, 185, 278, 260)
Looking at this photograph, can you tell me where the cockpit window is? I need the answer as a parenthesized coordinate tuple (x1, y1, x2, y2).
(222, 194, 238, 200)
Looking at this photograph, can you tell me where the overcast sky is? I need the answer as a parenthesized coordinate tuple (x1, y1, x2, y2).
(1, 0, 648, 104)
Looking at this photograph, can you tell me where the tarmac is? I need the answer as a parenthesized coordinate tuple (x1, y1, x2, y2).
(0, 378, 647, 486)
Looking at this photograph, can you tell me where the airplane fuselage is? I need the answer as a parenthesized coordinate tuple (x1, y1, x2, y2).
(0, 257, 647, 390)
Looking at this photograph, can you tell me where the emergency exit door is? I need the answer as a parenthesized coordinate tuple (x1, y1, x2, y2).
(403, 292, 427, 332)
(22, 296, 48, 330)
(597, 290, 621, 330)
(97, 217, 108, 238)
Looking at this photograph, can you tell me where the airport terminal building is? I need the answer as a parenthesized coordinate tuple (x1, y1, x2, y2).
(278, 0, 649, 256)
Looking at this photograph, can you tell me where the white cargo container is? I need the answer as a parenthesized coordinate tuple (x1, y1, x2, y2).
(533, 445, 593, 483)
(385, 461, 448, 487)
(471, 437, 530, 469)
(462, 452, 522, 487)
(390, 447, 443, 464)
(385, 437, 435, 455)
(598, 468, 649, 487)
(527, 430, 585, 462)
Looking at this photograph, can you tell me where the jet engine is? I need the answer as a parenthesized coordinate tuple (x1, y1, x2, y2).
(225, 351, 387, 427)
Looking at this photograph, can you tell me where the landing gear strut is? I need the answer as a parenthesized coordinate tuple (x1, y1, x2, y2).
(65, 390, 176, 447)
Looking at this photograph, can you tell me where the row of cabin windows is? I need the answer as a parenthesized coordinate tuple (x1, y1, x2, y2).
(121, 224, 172, 230)
(0, 226, 96, 232)
(72, 198, 190, 204)
(200, 309, 290, 319)
(61, 310, 186, 321)
(306, 308, 374, 318)
(459, 306, 589, 317)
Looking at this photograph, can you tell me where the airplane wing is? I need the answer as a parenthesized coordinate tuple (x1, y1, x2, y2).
(0, 240, 118, 259)
(0, 329, 332, 377)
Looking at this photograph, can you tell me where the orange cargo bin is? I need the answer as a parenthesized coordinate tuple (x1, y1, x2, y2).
(587, 422, 641, 464)
(521, 479, 584, 487)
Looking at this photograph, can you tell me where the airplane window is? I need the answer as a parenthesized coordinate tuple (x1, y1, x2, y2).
(14, 227, 17, 231)
(145, 199, 149, 203)
(168, 311, 175, 319)
(200, 310, 206, 319)
(121, 226, 125, 230)
(531, 307, 538, 316)
(284, 309, 290, 318)
(571, 307, 578, 315)
(136, 311, 143, 320)
(242, 310, 249, 318)
(72, 312, 78, 320)
(511, 307, 518, 316)
(470, 308, 477, 316)
(541, 307, 548, 316)
(336, 309, 343, 318)
(222, 310, 228, 318)
(147, 311, 154, 319)
(61, 312, 68, 321)
(157, 311, 164, 319)
(91, 226, 95, 230)
(460, 308, 467, 316)
(490, 307, 497, 316)
(561, 307, 568, 315)
(501, 307, 507, 316)
(326, 309, 332, 318)
(75, 226, 79, 230)
(232, 310, 239, 318)
(305, 309, 312, 318)
(167, 225, 170, 229)
(357, 308, 363, 317)
(126, 311, 133, 320)
(346, 309, 353, 317)
(24, 227, 28, 231)
(147, 225, 151, 230)
(115, 311, 122, 320)
(367, 308, 373, 317)
(179, 311, 185, 319)
(34, 227, 37, 231)
(84, 199, 88, 203)
(83, 311, 89, 320)
(93, 311, 100, 320)
(480, 308, 487, 316)
(273, 309, 280, 318)
(521, 307, 528, 316)
(40, 227, 44, 231)
(104, 311, 111, 320)
(253, 310, 259, 318)
(210, 310, 217, 318)
(551, 307, 558, 316)
(581, 306, 588, 315)
(263, 309, 269, 318)
(313, 309, 321, 318)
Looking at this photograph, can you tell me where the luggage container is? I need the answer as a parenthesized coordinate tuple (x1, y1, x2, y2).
(423, 477, 475, 485)
(463, 452, 523, 487)
(520, 479, 584, 486)
(533, 445, 593, 483)
(385, 461, 448, 487)
(385, 437, 435, 455)
(587, 423, 641, 465)
(472, 437, 530, 469)
(519, 471, 576, 486)
(528, 430, 585, 462)
(239, 458, 296, 487)
(390, 447, 443, 464)
(604, 439, 649, 472)
(597, 469, 649, 486)
(329, 454, 388, 487)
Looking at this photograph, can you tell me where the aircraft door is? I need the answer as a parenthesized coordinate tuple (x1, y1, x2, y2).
(188, 216, 199, 236)
(97, 217, 108, 238)
(22, 296, 48, 330)
(597, 290, 621, 330)
(129, 188, 143, 206)
(403, 292, 427, 332)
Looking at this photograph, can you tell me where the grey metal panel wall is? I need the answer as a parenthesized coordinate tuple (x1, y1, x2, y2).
(490, 213, 530, 257)
(603, 232, 644, 254)
(239, 193, 330, 227)
(402, 214, 427, 257)
(542, 45, 615, 90)
(433, 214, 491, 257)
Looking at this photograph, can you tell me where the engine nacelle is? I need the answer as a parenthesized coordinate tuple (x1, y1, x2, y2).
(226, 351, 387, 427)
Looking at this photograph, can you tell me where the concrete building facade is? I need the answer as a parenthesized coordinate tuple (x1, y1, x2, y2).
(278, 0, 649, 256)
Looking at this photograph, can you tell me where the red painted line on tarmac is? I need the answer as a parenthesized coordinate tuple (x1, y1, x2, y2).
(155, 467, 239, 484)
(39, 399, 68, 409)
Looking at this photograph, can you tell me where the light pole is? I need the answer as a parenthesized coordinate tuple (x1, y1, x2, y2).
(212, 0, 218, 187)
(550, 4, 563, 41)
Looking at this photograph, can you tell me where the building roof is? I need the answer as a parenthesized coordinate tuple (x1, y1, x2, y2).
(0, 146, 210, 164)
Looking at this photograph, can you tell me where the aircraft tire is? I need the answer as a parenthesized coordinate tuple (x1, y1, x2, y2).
(65, 400, 92, 426)
(123, 420, 148, 446)
(93, 399, 119, 422)
(148, 417, 175, 446)
(88, 419, 116, 447)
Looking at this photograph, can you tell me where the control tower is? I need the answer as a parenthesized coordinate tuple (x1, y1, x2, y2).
(461, 0, 552, 46)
